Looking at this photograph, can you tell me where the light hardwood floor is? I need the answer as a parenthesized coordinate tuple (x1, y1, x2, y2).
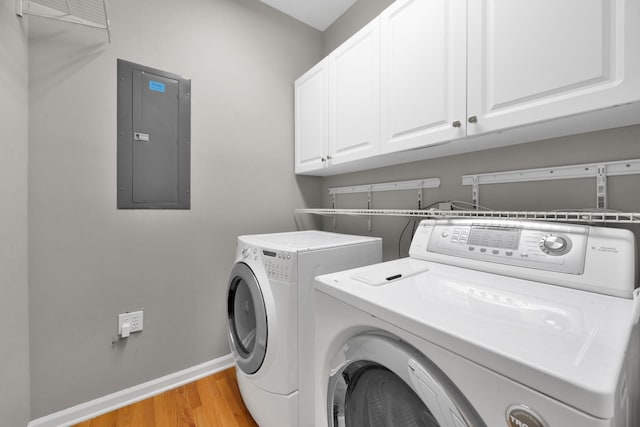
(74, 368, 258, 427)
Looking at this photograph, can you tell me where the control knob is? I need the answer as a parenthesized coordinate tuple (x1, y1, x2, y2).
(241, 248, 251, 258)
(539, 235, 570, 255)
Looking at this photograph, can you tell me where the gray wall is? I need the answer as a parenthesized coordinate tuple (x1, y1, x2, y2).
(0, 0, 30, 425)
(320, 0, 640, 261)
(323, 0, 394, 55)
(28, 0, 322, 417)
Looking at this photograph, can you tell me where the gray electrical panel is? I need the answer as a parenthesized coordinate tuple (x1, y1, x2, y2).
(117, 59, 191, 209)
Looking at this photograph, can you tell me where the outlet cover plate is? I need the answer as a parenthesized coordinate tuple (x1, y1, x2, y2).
(118, 310, 144, 335)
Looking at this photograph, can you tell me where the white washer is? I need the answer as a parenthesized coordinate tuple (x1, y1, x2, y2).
(227, 230, 381, 427)
(312, 219, 640, 427)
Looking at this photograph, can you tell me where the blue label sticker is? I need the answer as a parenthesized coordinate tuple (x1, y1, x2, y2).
(149, 80, 165, 93)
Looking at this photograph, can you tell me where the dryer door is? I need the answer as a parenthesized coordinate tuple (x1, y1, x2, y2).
(328, 334, 485, 427)
(227, 262, 267, 375)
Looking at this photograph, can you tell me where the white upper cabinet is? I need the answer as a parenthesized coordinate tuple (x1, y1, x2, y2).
(466, 0, 640, 135)
(328, 17, 381, 165)
(295, 59, 328, 174)
(294, 0, 640, 175)
(380, 0, 467, 153)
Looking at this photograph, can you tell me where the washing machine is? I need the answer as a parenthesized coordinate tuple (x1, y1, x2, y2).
(227, 230, 381, 427)
(312, 219, 640, 427)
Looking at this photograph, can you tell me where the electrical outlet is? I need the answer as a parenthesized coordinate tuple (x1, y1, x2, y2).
(118, 310, 144, 336)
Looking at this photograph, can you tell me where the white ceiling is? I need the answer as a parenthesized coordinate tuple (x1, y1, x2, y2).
(259, 0, 357, 31)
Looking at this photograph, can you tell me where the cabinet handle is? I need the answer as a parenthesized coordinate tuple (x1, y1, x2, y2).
(321, 157, 326, 162)
(452, 120, 462, 128)
(326, 155, 332, 160)
(468, 115, 478, 124)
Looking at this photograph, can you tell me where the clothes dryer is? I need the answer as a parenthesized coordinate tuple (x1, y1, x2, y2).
(312, 219, 640, 427)
(227, 230, 381, 427)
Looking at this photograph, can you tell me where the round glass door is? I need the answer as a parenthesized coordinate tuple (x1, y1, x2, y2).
(227, 262, 267, 375)
(341, 363, 440, 426)
(328, 335, 484, 427)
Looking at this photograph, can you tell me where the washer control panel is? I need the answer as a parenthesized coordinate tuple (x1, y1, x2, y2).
(261, 248, 294, 282)
(426, 221, 588, 274)
(237, 237, 297, 283)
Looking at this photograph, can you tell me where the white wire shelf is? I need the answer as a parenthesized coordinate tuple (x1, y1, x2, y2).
(17, 0, 112, 43)
(295, 209, 640, 224)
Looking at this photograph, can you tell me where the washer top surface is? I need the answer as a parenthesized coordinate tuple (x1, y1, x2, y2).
(315, 257, 639, 419)
(239, 230, 380, 252)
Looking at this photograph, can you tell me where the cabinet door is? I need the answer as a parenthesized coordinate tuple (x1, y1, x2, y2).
(467, 0, 640, 136)
(295, 59, 329, 174)
(380, 0, 467, 154)
(329, 18, 380, 165)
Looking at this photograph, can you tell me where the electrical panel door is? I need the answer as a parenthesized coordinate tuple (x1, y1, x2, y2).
(117, 59, 191, 209)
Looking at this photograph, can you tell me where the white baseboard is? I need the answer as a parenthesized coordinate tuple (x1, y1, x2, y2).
(28, 354, 235, 427)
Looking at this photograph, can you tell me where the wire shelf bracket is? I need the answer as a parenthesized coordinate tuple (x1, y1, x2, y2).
(462, 158, 640, 210)
(17, 0, 112, 43)
(328, 178, 441, 230)
(328, 178, 441, 196)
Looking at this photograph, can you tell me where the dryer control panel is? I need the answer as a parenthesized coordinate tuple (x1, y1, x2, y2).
(409, 219, 636, 298)
(426, 221, 586, 274)
(427, 220, 589, 274)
